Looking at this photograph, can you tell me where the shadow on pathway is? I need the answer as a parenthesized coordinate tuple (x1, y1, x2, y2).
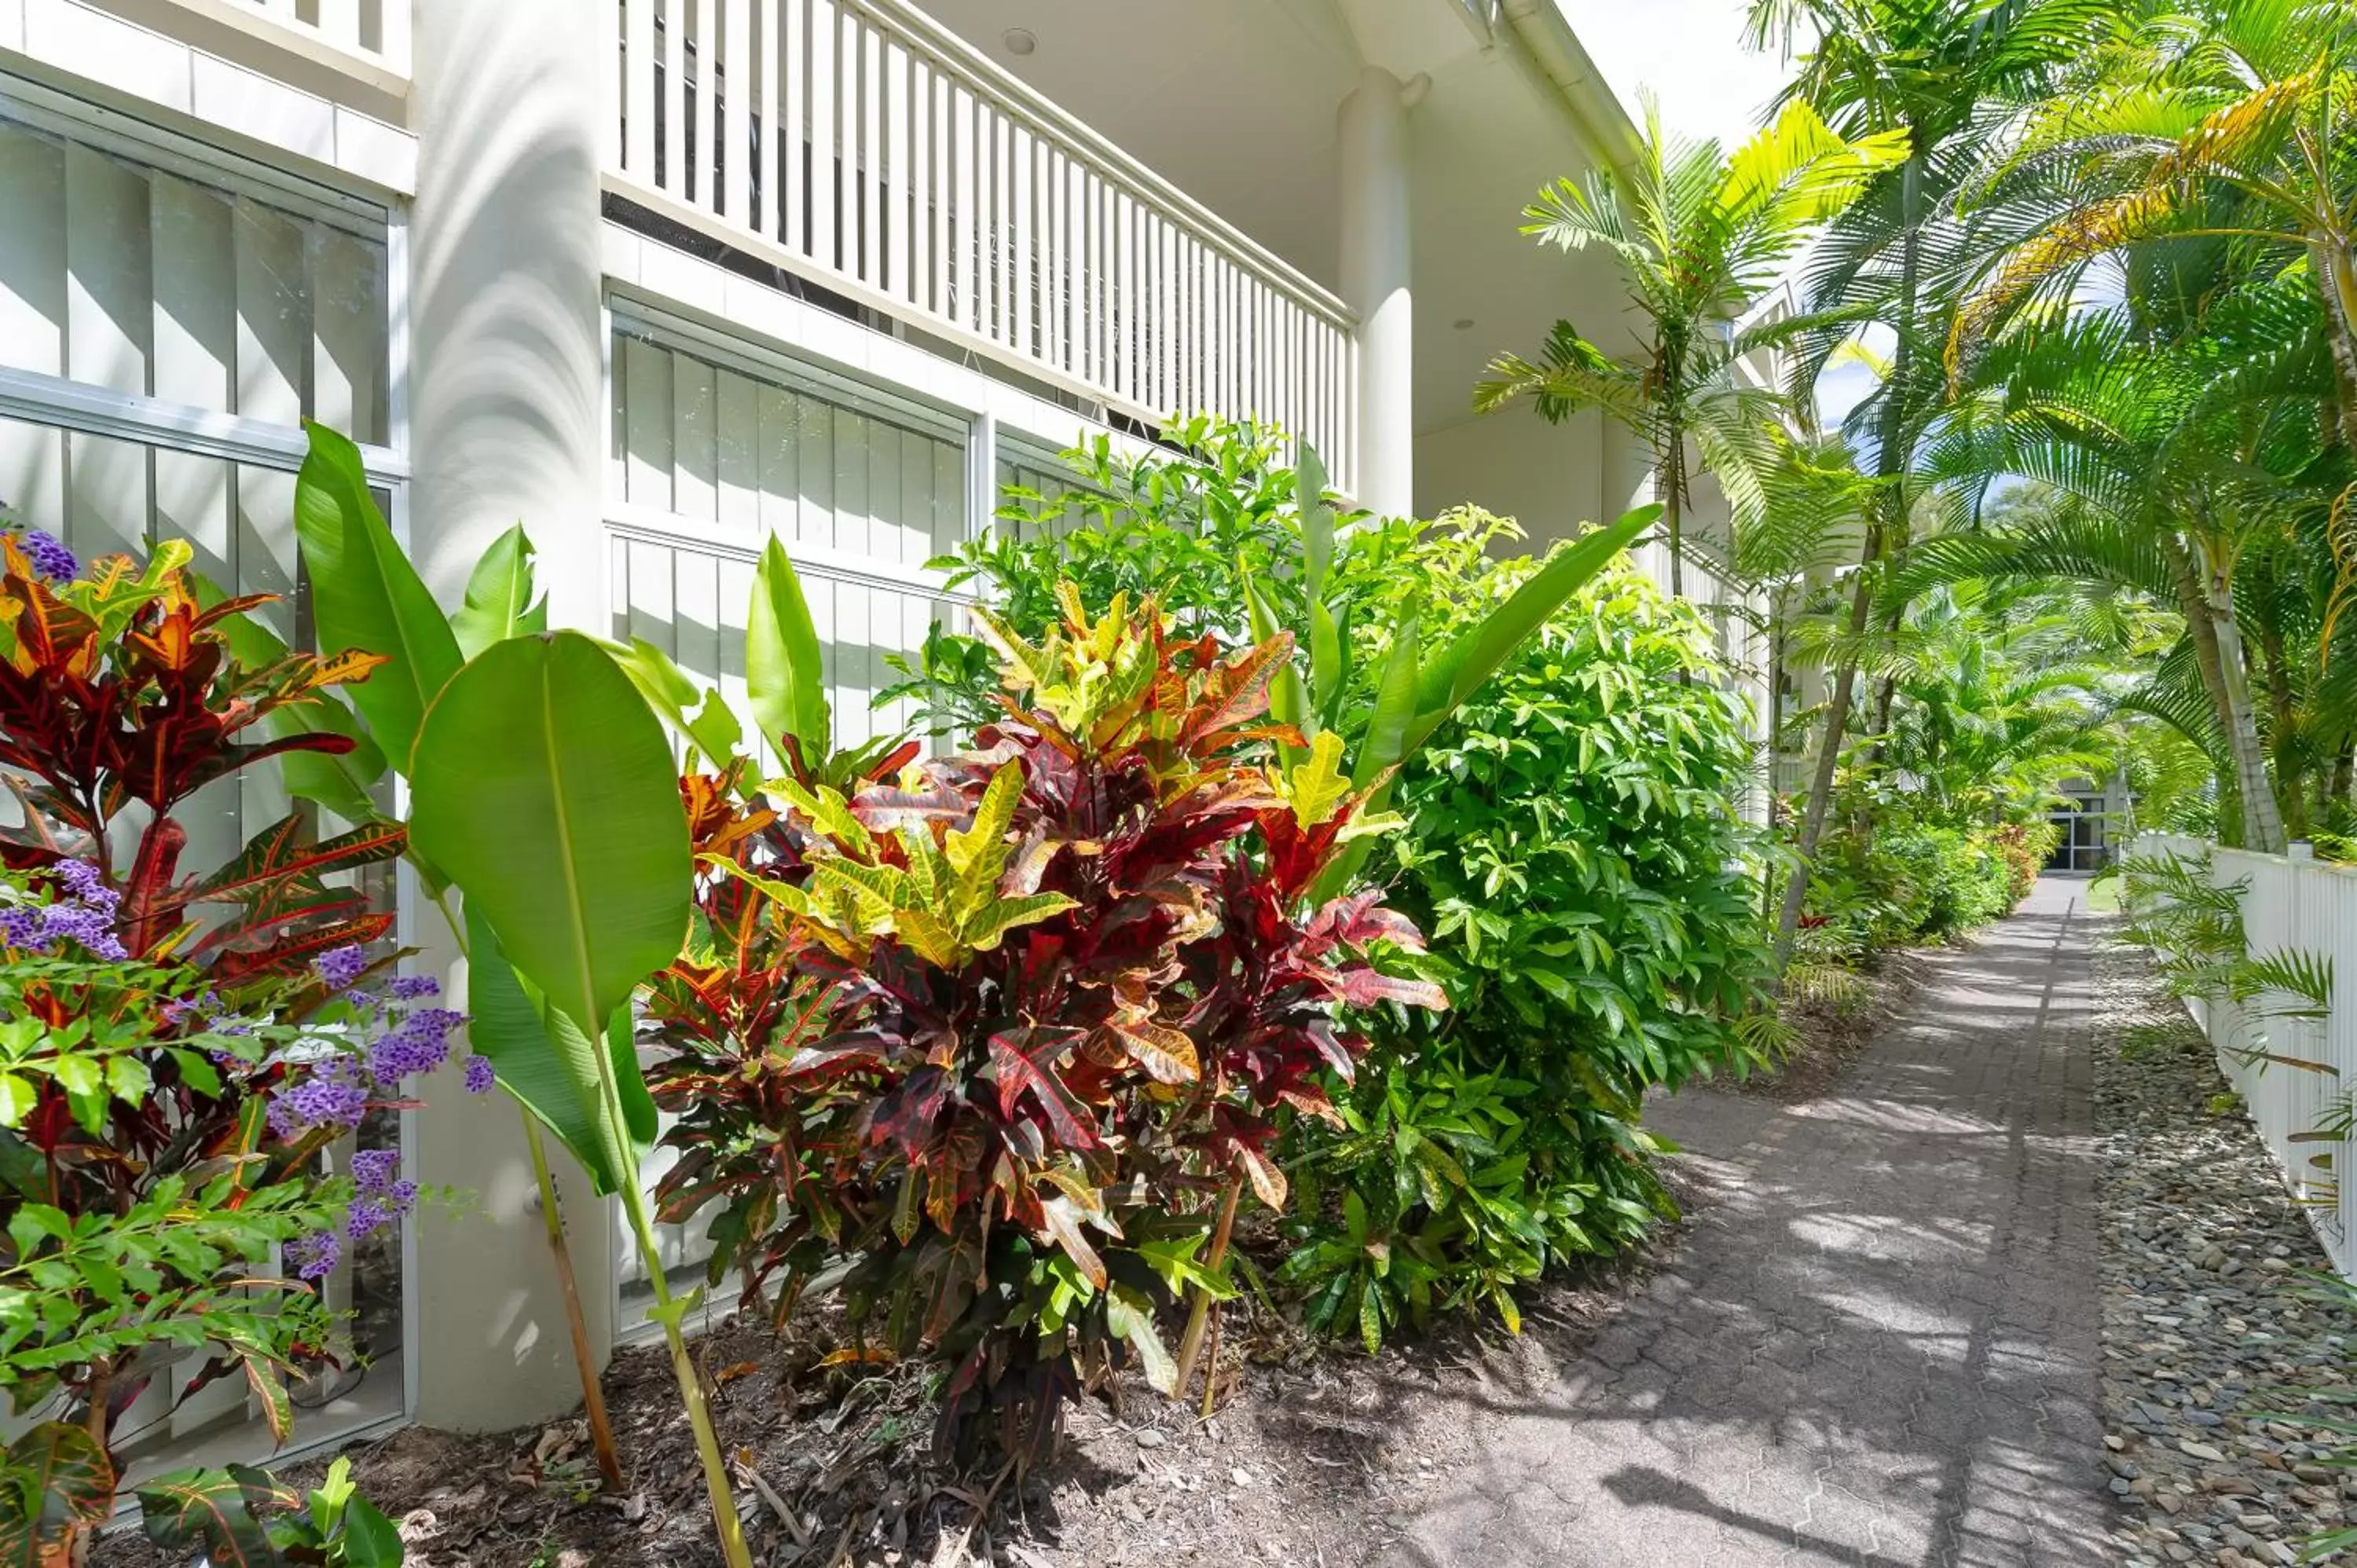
(1369, 877, 2111, 1567)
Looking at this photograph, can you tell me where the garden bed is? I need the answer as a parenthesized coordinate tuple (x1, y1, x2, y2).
(97, 1207, 1698, 1568)
(2095, 931, 2357, 1568)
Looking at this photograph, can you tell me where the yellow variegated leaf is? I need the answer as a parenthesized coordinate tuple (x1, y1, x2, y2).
(1274, 729, 1353, 828)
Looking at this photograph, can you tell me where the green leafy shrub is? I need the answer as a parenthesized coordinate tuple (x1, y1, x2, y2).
(1283, 562, 1772, 1346)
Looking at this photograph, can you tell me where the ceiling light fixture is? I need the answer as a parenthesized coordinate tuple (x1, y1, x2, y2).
(1003, 27, 1036, 56)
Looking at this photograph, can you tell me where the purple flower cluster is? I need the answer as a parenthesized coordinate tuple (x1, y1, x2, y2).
(290, 1145, 420, 1280)
(0, 861, 127, 961)
(288, 1230, 341, 1281)
(12, 530, 77, 583)
(265, 1064, 368, 1141)
(314, 945, 371, 992)
(365, 1008, 464, 1086)
(464, 1055, 497, 1094)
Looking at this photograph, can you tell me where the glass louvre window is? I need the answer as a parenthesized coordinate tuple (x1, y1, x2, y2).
(0, 108, 391, 443)
(607, 322, 970, 754)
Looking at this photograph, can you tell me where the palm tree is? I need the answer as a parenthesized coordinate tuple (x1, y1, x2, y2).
(1950, 0, 2357, 449)
(1475, 97, 1906, 605)
(1895, 277, 2344, 852)
(1747, 0, 2121, 973)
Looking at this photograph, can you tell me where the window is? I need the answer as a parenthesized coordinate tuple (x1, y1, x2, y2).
(606, 317, 971, 754)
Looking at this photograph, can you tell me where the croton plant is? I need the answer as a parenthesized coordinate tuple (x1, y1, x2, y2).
(646, 587, 1443, 1462)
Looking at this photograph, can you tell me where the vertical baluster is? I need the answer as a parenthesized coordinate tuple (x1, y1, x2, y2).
(885, 35, 911, 303)
(757, 0, 780, 240)
(860, 19, 884, 288)
(625, 0, 654, 177)
(992, 112, 1014, 348)
(1010, 123, 1032, 357)
(910, 53, 929, 316)
(662, 0, 686, 197)
(951, 82, 976, 332)
(377, 0, 410, 75)
(723, 0, 751, 225)
(808, 0, 836, 269)
(686, 0, 712, 207)
(1041, 148, 1063, 372)
(782, 0, 806, 251)
(317, 0, 360, 53)
(1065, 154, 1083, 381)
(1083, 172, 1102, 386)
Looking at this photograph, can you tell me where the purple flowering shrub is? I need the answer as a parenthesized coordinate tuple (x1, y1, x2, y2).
(0, 869, 496, 1471)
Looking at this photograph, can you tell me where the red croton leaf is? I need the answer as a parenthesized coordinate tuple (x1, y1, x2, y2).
(987, 1029, 1098, 1151)
(1329, 967, 1450, 1012)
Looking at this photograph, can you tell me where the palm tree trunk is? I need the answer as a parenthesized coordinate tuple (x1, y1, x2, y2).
(2168, 534, 2286, 852)
(2258, 614, 2306, 840)
(1772, 566, 1874, 975)
(1773, 149, 1917, 977)
(2315, 235, 2357, 456)
(1658, 430, 1686, 606)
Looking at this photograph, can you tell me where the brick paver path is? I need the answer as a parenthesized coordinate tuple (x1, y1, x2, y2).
(1380, 877, 2110, 1566)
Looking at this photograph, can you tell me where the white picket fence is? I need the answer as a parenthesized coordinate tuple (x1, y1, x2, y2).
(2131, 832, 2357, 1276)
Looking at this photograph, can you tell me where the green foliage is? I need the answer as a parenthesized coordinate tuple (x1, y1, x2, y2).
(410, 632, 680, 1193)
(0, 1422, 109, 1563)
(137, 1456, 403, 1568)
(1285, 563, 1770, 1340)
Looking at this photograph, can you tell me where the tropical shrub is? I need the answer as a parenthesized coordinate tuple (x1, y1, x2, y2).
(136, 1455, 406, 1567)
(645, 589, 1442, 1463)
(0, 526, 480, 1555)
(1282, 562, 1772, 1346)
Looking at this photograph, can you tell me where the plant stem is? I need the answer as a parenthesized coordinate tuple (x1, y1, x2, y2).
(1171, 1175, 1244, 1402)
(521, 1110, 625, 1492)
(593, 1023, 753, 1568)
(439, 886, 626, 1492)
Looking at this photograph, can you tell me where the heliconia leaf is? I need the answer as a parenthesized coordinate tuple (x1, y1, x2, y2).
(747, 537, 831, 764)
(1296, 443, 1334, 595)
(412, 631, 691, 1035)
(293, 421, 466, 775)
(1239, 562, 1313, 763)
(1355, 613, 1422, 788)
(452, 524, 548, 658)
(464, 904, 647, 1196)
(608, 636, 745, 764)
(1407, 504, 1657, 752)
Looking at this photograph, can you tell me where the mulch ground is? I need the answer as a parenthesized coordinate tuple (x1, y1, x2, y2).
(99, 965, 1898, 1568)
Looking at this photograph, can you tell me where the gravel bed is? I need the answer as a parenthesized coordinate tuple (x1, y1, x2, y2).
(2098, 932, 2357, 1567)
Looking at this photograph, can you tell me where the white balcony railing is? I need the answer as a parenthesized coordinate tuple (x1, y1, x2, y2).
(607, 0, 1359, 492)
(201, 0, 412, 82)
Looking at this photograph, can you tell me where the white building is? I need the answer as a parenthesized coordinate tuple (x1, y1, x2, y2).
(0, 0, 1760, 1460)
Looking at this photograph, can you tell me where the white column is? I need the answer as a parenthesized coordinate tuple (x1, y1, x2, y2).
(1337, 65, 1414, 520)
(405, 0, 616, 1432)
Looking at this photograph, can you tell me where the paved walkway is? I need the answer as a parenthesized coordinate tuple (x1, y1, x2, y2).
(1381, 877, 2111, 1567)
